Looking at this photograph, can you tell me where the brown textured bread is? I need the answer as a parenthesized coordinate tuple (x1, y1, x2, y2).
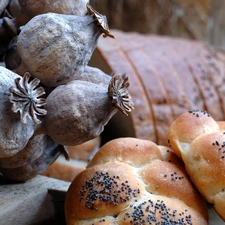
(170, 39, 224, 120)
(142, 35, 204, 111)
(90, 30, 225, 145)
(65, 137, 208, 225)
(167, 110, 225, 221)
(138, 36, 190, 120)
(119, 34, 174, 146)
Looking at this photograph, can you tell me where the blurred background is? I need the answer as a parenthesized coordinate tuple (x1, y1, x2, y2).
(90, 0, 225, 50)
(1, 0, 224, 64)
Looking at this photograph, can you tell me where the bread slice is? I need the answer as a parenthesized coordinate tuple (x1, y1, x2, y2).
(141, 35, 190, 121)
(193, 43, 225, 117)
(171, 38, 224, 120)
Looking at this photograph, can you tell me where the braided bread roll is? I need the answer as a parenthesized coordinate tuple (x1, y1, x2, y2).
(168, 110, 225, 221)
(65, 137, 208, 225)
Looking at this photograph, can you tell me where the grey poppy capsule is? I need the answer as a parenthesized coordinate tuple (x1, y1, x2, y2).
(42, 74, 134, 146)
(16, 5, 114, 87)
(0, 134, 47, 168)
(0, 66, 35, 158)
(0, 135, 62, 181)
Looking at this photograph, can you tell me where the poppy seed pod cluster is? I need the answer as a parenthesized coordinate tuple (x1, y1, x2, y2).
(0, 2, 134, 181)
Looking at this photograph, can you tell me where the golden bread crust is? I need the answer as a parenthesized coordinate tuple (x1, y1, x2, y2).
(65, 161, 145, 223)
(65, 137, 208, 225)
(168, 110, 225, 221)
(87, 138, 162, 168)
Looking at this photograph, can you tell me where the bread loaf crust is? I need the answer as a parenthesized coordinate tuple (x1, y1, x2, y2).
(120, 35, 174, 146)
(172, 40, 224, 121)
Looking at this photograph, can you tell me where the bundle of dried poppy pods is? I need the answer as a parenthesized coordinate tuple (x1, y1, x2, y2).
(0, 1, 134, 181)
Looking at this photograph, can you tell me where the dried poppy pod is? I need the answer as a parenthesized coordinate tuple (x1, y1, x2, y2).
(0, 134, 47, 168)
(0, 1, 90, 62)
(16, 0, 90, 24)
(1, 0, 90, 38)
(40, 74, 134, 146)
(16, 4, 114, 87)
(0, 66, 36, 158)
(77, 66, 111, 86)
(0, 135, 63, 181)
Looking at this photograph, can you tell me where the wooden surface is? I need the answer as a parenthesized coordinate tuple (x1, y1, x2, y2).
(0, 175, 70, 225)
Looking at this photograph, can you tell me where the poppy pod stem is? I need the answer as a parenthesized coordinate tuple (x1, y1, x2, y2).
(86, 4, 115, 39)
